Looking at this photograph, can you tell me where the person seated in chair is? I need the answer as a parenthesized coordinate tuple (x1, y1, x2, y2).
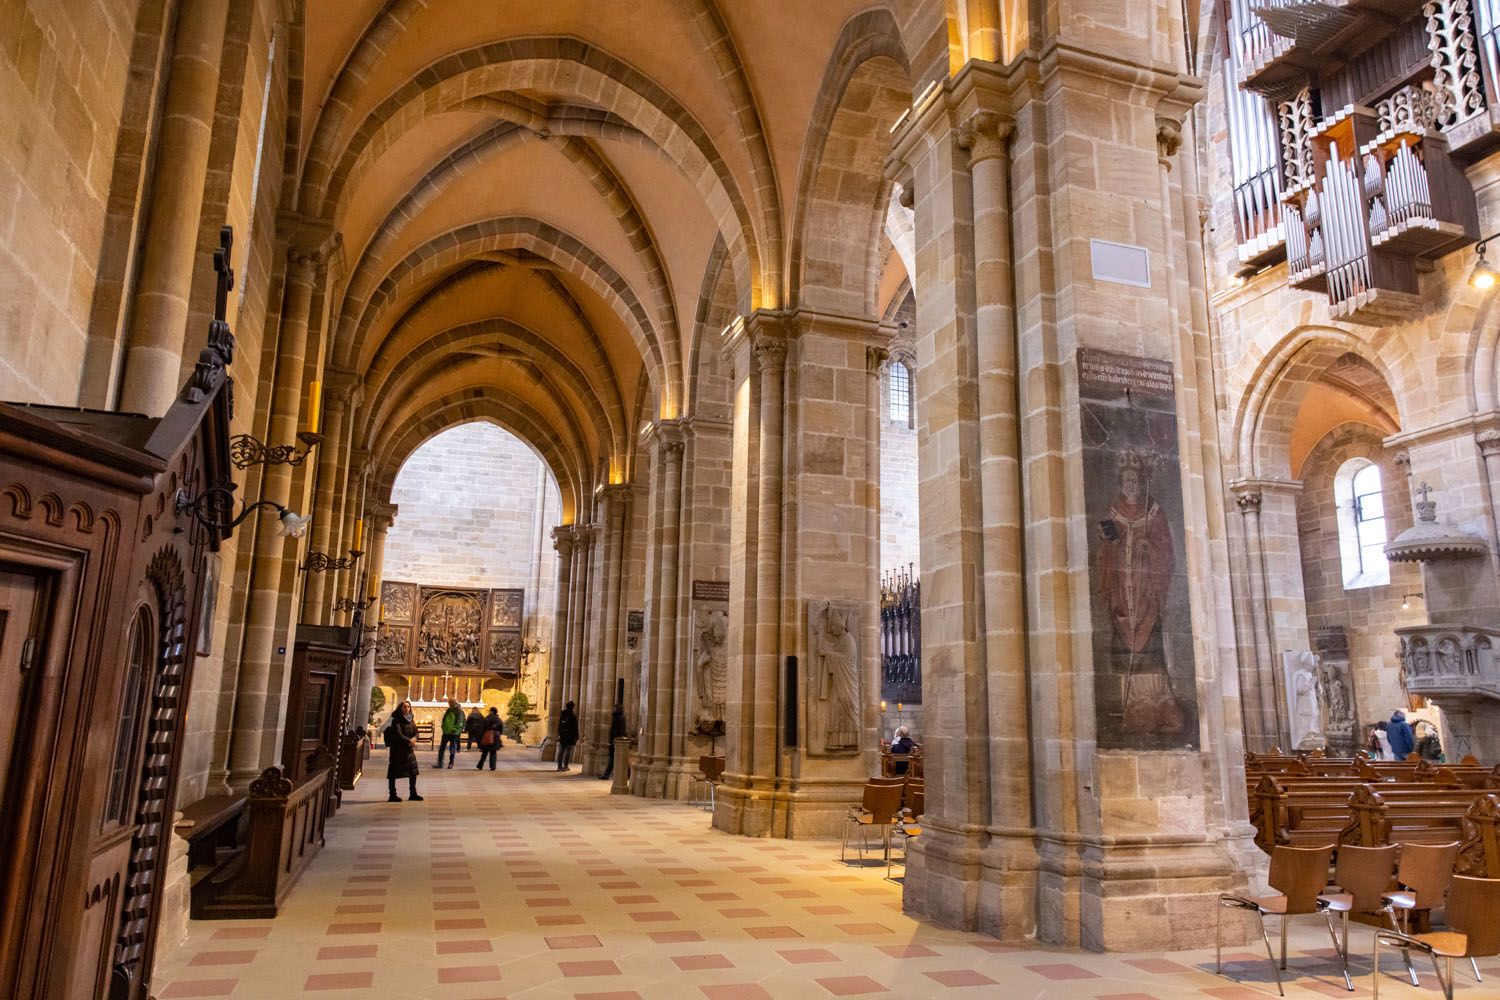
(889, 726, 915, 775)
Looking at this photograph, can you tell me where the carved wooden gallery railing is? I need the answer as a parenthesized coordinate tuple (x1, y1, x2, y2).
(880, 567, 921, 706)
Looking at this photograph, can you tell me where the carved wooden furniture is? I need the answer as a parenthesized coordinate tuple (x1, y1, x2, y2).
(190, 764, 335, 919)
(282, 625, 355, 790)
(0, 231, 237, 999)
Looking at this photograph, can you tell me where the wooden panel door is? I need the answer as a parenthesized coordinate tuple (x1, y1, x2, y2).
(0, 568, 44, 804)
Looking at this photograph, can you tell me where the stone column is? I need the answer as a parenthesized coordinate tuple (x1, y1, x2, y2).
(350, 503, 396, 731)
(1231, 487, 1276, 750)
(542, 526, 576, 761)
(644, 423, 685, 796)
(890, 45, 1245, 948)
(118, 0, 231, 416)
(717, 321, 786, 835)
(225, 222, 331, 790)
(582, 485, 631, 774)
(301, 369, 357, 623)
(564, 525, 597, 726)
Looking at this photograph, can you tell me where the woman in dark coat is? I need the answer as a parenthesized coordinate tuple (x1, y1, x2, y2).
(384, 700, 423, 802)
(475, 706, 504, 770)
(464, 707, 485, 749)
(556, 700, 580, 772)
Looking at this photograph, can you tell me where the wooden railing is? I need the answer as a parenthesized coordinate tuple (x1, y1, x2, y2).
(190, 764, 333, 919)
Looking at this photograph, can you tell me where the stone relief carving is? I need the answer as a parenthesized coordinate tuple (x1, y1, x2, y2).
(488, 630, 521, 674)
(381, 580, 416, 623)
(809, 601, 861, 753)
(418, 590, 483, 668)
(490, 589, 524, 628)
(1317, 657, 1359, 755)
(1282, 650, 1326, 750)
(692, 608, 729, 726)
(376, 625, 408, 665)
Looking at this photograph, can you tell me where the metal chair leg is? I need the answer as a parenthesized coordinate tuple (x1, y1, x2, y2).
(1471, 956, 1482, 982)
(1435, 954, 1453, 1000)
(1215, 902, 1222, 974)
(1325, 911, 1353, 991)
(1373, 936, 1382, 1000)
(1262, 912, 1284, 997)
(1280, 913, 1289, 970)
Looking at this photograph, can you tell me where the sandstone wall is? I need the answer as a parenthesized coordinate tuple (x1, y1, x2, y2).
(0, 0, 139, 402)
(384, 422, 560, 638)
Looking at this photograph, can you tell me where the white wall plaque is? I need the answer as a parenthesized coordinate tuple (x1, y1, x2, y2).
(1090, 239, 1151, 288)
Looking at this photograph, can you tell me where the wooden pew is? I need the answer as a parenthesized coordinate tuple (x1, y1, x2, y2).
(1252, 775, 1463, 853)
(1341, 784, 1497, 850)
(191, 764, 335, 919)
(1457, 793, 1500, 876)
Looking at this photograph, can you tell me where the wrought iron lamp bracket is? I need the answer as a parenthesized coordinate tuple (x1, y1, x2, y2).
(229, 430, 323, 468)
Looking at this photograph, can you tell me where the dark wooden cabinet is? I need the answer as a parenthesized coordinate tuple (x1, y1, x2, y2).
(0, 235, 238, 1000)
(282, 625, 354, 786)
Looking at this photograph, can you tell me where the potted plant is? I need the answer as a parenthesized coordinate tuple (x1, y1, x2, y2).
(505, 691, 532, 744)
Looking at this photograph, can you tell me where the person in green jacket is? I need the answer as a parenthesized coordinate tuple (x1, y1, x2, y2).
(436, 698, 465, 769)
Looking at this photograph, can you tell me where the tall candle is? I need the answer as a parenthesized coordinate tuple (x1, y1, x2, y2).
(306, 380, 322, 435)
(353, 518, 364, 550)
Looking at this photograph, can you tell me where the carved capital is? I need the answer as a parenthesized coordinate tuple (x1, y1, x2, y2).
(551, 524, 576, 556)
(1155, 116, 1183, 160)
(1233, 488, 1263, 514)
(753, 335, 787, 372)
(323, 367, 360, 410)
(1392, 450, 1413, 476)
(600, 483, 634, 511)
(955, 110, 1012, 164)
(1478, 430, 1500, 457)
(650, 418, 686, 462)
(866, 345, 890, 375)
(280, 211, 337, 272)
(370, 501, 398, 530)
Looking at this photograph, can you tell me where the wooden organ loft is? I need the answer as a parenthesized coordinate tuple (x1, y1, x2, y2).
(1221, 0, 1500, 322)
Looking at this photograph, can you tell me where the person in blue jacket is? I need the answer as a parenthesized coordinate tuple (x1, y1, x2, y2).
(1387, 709, 1416, 761)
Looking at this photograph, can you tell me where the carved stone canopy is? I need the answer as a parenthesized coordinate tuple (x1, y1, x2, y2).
(1384, 481, 1487, 562)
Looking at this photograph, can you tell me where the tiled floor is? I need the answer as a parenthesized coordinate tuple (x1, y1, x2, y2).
(153, 751, 1498, 998)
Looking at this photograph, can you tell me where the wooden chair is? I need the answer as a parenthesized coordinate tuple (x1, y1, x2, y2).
(1216, 844, 1341, 997)
(1374, 875, 1500, 999)
(1318, 844, 1402, 990)
(691, 755, 726, 812)
(841, 781, 904, 863)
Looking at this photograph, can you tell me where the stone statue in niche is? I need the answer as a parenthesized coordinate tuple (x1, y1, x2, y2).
(1282, 650, 1325, 750)
(692, 608, 728, 726)
(809, 601, 860, 753)
(1317, 657, 1358, 755)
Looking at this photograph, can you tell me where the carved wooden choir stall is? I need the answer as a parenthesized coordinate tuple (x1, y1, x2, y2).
(0, 231, 238, 1000)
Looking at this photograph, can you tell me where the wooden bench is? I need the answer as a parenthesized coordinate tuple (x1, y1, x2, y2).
(416, 721, 436, 747)
(191, 763, 335, 919)
(1252, 776, 1462, 853)
(1341, 784, 1497, 849)
(175, 794, 245, 876)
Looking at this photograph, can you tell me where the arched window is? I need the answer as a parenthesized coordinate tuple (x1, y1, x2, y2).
(888, 361, 913, 427)
(1334, 459, 1390, 589)
(104, 607, 153, 825)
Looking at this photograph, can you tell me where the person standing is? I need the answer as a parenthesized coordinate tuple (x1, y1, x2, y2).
(1387, 709, 1416, 761)
(475, 707, 504, 771)
(464, 706, 485, 750)
(384, 700, 423, 802)
(600, 703, 626, 780)
(436, 698, 465, 768)
(557, 701, 580, 772)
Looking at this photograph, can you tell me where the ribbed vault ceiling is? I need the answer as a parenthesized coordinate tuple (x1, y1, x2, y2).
(302, 1, 932, 520)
